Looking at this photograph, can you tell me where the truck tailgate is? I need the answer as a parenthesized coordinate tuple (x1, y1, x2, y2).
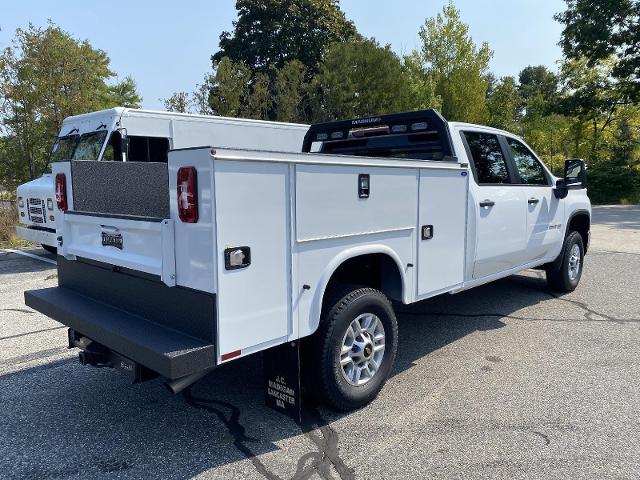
(61, 212, 176, 286)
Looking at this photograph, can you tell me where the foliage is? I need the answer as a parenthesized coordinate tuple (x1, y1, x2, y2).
(0, 22, 142, 189)
(208, 57, 251, 118)
(311, 38, 412, 122)
(213, 0, 357, 76)
(163, 91, 191, 113)
(105, 76, 143, 108)
(408, 2, 493, 123)
(556, 0, 639, 101)
(487, 76, 522, 132)
(274, 60, 308, 122)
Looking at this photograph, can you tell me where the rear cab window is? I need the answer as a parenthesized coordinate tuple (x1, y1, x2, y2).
(461, 131, 512, 185)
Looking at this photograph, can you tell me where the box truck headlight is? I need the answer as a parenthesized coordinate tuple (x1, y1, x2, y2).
(18, 197, 24, 208)
(47, 198, 54, 210)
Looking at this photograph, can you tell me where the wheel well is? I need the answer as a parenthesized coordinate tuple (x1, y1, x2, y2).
(568, 213, 590, 254)
(323, 254, 403, 306)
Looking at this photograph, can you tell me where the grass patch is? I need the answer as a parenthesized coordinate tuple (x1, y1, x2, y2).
(0, 207, 32, 249)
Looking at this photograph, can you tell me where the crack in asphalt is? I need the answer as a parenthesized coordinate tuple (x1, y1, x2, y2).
(0, 326, 66, 341)
(183, 388, 355, 480)
(0, 307, 35, 315)
(399, 272, 638, 325)
(532, 431, 551, 446)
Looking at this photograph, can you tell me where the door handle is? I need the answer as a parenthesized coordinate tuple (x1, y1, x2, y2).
(528, 197, 540, 205)
(479, 200, 495, 208)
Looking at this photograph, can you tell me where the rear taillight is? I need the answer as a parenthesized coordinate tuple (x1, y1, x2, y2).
(177, 167, 198, 223)
(55, 173, 68, 212)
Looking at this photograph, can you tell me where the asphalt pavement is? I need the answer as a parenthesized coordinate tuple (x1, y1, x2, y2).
(0, 205, 639, 479)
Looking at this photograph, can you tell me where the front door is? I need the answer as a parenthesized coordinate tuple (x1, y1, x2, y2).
(461, 131, 527, 279)
(503, 137, 564, 262)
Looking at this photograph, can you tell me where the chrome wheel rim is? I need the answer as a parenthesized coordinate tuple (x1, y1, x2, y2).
(568, 244, 581, 281)
(340, 313, 386, 386)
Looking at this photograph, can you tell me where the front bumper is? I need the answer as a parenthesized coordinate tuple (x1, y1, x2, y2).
(15, 226, 57, 247)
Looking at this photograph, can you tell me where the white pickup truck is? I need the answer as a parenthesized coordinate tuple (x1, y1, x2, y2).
(16, 108, 308, 252)
(25, 110, 590, 412)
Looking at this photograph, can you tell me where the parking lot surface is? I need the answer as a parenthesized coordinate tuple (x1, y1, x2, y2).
(1, 205, 639, 480)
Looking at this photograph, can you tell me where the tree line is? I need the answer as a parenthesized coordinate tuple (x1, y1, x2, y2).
(1, 1, 638, 204)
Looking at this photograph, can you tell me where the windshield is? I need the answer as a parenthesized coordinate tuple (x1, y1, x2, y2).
(49, 135, 80, 163)
(49, 130, 109, 164)
(71, 131, 108, 160)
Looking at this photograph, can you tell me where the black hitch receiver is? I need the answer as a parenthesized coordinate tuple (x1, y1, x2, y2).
(68, 329, 158, 384)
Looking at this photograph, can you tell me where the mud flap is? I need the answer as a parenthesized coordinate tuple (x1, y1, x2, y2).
(263, 341, 302, 424)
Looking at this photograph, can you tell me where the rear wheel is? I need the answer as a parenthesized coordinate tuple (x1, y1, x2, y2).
(546, 231, 584, 293)
(307, 286, 398, 411)
(41, 244, 57, 255)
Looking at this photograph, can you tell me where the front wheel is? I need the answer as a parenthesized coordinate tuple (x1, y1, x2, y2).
(307, 287, 398, 411)
(546, 231, 584, 293)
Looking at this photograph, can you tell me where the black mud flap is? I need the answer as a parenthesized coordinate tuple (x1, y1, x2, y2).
(263, 341, 302, 424)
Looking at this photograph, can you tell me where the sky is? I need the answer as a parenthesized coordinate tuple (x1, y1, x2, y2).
(0, 0, 567, 110)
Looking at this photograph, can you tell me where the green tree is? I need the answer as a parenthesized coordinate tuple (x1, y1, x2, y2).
(244, 72, 272, 120)
(311, 38, 412, 121)
(0, 22, 138, 187)
(518, 65, 559, 115)
(104, 76, 143, 108)
(274, 60, 308, 122)
(162, 91, 191, 113)
(213, 0, 357, 76)
(404, 51, 442, 112)
(408, 2, 493, 123)
(208, 57, 251, 117)
(558, 57, 629, 161)
(487, 76, 522, 131)
(556, 0, 639, 100)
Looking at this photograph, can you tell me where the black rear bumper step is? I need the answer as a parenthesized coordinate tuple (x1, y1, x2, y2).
(25, 287, 216, 379)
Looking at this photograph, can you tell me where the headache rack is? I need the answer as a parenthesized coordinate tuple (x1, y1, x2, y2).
(302, 109, 455, 161)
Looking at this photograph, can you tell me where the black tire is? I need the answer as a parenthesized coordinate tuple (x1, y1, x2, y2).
(306, 286, 398, 411)
(41, 244, 57, 255)
(546, 231, 584, 293)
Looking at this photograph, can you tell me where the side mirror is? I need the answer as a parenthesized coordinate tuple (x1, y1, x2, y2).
(554, 159, 586, 199)
(564, 158, 587, 189)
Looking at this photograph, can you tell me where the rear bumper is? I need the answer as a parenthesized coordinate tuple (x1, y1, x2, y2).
(16, 226, 57, 247)
(25, 287, 215, 379)
(25, 256, 217, 379)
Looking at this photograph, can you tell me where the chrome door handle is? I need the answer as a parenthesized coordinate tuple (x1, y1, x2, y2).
(479, 200, 495, 208)
(528, 197, 540, 205)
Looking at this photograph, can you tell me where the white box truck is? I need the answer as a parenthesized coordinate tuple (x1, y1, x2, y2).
(25, 110, 590, 412)
(16, 108, 308, 252)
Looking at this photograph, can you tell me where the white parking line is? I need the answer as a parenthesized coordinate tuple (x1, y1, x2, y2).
(1, 249, 57, 266)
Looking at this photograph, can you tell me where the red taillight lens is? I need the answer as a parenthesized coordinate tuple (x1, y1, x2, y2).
(55, 173, 68, 212)
(177, 167, 198, 223)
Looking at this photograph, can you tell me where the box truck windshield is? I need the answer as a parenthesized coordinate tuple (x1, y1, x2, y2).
(49, 130, 108, 164)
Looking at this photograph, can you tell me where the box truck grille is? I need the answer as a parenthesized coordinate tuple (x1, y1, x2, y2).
(28, 198, 45, 224)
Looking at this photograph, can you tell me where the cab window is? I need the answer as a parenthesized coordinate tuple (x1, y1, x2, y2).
(462, 132, 511, 184)
(506, 138, 548, 185)
(128, 136, 170, 163)
(102, 132, 170, 163)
